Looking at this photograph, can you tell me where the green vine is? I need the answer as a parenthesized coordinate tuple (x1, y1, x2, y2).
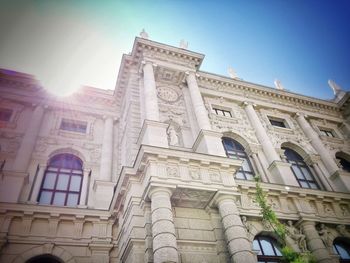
(254, 176, 315, 263)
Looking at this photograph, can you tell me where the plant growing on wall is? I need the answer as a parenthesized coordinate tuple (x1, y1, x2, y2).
(254, 177, 315, 263)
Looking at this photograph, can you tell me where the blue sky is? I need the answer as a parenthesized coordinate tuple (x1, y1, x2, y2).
(0, 0, 349, 99)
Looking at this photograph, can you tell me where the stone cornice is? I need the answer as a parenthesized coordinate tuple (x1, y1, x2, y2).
(0, 202, 112, 219)
(198, 71, 341, 113)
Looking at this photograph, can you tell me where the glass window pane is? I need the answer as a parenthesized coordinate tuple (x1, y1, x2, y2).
(236, 172, 245, 179)
(56, 174, 70, 190)
(335, 244, 350, 259)
(43, 173, 56, 189)
(67, 193, 79, 206)
(245, 173, 254, 180)
(242, 159, 252, 172)
(274, 244, 282, 256)
(253, 240, 262, 255)
(309, 183, 319, 189)
(53, 192, 66, 206)
(301, 167, 313, 180)
(70, 175, 82, 191)
(39, 191, 52, 204)
(260, 238, 275, 255)
(292, 166, 304, 179)
(300, 181, 309, 188)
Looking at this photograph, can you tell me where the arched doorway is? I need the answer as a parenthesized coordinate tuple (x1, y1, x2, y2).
(26, 254, 62, 263)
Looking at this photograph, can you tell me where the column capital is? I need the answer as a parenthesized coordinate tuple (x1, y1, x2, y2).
(141, 60, 157, 68)
(148, 186, 174, 199)
(295, 112, 308, 119)
(242, 101, 256, 108)
(185, 71, 200, 78)
(211, 191, 240, 207)
(304, 154, 321, 166)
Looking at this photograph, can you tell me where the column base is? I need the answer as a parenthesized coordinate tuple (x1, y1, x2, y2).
(138, 120, 169, 148)
(330, 170, 350, 192)
(93, 180, 116, 209)
(192, 130, 226, 156)
(268, 160, 298, 186)
(0, 170, 28, 203)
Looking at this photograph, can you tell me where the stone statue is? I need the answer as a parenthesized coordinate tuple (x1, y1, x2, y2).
(336, 225, 350, 238)
(140, 29, 149, 39)
(328, 79, 346, 102)
(179, 39, 188, 49)
(274, 79, 285, 90)
(241, 216, 251, 234)
(285, 220, 307, 252)
(318, 224, 332, 249)
(328, 79, 342, 95)
(228, 67, 238, 79)
(167, 126, 179, 146)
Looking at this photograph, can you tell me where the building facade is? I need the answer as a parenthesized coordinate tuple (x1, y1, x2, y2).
(0, 36, 350, 263)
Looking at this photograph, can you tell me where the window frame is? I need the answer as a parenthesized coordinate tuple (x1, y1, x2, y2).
(333, 238, 350, 262)
(268, 116, 288, 128)
(319, 128, 336, 138)
(253, 235, 284, 263)
(222, 137, 255, 180)
(38, 154, 83, 207)
(213, 107, 232, 117)
(60, 118, 88, 133)
(283, 148, 320, 190)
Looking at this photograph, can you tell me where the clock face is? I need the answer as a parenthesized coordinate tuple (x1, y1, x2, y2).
(157, 86, 179, 102)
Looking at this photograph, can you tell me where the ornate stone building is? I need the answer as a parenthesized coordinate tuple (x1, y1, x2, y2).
(0, 36, 350, 263)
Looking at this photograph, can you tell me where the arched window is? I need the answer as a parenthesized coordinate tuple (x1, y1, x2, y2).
(222, 137, 255, 180)
(333, 238, 350, 262)
(38, 154, 83, 207)
(253, 235, 283, 262)
(283, 147, 319, 189)
(27, 254, 62, 263)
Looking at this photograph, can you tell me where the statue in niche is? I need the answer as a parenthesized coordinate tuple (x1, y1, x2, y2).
(285, 220, 307, 252)
(167, 126, 179, 146)
(340, 205, 349, 216)
(318, 224, 332, 250)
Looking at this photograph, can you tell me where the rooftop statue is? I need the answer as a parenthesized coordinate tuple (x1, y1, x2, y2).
(228, 67, 238, 79)
(179, 39, 188, 49)
(274, 79, 285, 90)
(140, 29, 149, 39)
(328, 79, 346, 102)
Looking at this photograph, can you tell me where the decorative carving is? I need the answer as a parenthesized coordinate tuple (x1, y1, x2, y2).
(157, 86, 179, 103)
(166, 166, 179, 178)
(285, 220, 307, 252)
(189, 170, 201, 180)
(323, 203, 335, 216)
(340, 204, 349, 216)
(209, 172, 221, 183)
(318, 224, 332, 250)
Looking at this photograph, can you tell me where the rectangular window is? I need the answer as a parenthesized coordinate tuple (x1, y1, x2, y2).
(0, 108, 12, 122)
(319, 129, 335, 138)
(213, 108, 232, 117)
(60, 119, 87, 133)
(269, 117, 287, 128)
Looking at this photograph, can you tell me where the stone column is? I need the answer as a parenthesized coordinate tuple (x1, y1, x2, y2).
(300, 221, 337, 263)
(216, 195, 256, 263)
(29, 165, 46, 203)
(295, 113, 338, 175)
(143, 61, 160, 121)
(185, 72, 226, 156)
(185, 72, 211, 130)
(243, 102, 295, 185)
(243, 102, 280, 163)
(149, 187, 178, 263)
(13, 104, 45, 172)
(99, 117, 114, 181)
(251, 153, 268, 182)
